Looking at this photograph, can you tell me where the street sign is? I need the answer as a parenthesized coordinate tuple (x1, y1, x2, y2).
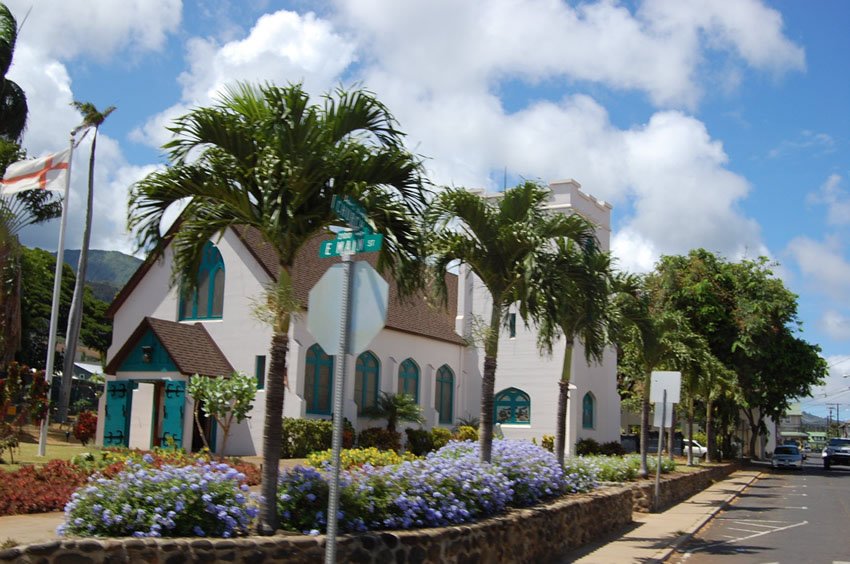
(318, 232, 383, 258)
(650, 371, 681, 404)
(331, 195, 373, 233)
(653, 402, 673, 428)
(307, 261, 389, 354)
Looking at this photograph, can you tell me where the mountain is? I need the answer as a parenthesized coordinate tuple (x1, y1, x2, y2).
(59, 249, 142, 302)
(802, 411, 829, 427)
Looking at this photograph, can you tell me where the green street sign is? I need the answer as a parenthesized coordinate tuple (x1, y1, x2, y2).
(331, 195, 373, 233)
(319, 232, 383, 258)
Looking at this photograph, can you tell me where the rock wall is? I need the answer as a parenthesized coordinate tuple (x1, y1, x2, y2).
(0, 464, 736, 564)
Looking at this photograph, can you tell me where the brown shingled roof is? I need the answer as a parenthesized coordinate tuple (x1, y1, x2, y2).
(105, 317, 234, 376)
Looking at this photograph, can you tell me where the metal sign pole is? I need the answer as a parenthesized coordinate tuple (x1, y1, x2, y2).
(654, 389, 667, 512)
(325, 249, 354, 564)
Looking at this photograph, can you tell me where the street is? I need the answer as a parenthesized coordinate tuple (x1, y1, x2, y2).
(670, 458, 850, 563)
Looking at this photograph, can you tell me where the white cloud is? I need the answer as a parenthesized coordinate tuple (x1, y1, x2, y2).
(807, 174, 850, 226)
(821, 312, 850, 342)
(786, 237, 850, 301)
(768, 130, 835, 159)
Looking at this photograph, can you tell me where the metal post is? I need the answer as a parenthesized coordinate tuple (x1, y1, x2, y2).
(38, 134, 76, 457)
(654, 389, 666, 512)
(325, 250, 354, 564)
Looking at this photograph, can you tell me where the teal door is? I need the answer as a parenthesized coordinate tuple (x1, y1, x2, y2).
(161, 381, 185, 449)
(104, 381, 132, 447)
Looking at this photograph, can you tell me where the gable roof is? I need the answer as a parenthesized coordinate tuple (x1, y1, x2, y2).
(105, 317, 234, 376)
(108, 226, 465, 346)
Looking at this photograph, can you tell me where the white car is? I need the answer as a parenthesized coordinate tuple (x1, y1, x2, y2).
(682, 439, 707, 458)
(772, 445, 804, 470)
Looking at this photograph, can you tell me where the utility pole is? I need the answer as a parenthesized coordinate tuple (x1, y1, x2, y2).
(828, 406, 834, 437)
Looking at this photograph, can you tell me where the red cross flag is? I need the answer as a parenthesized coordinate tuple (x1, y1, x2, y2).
(1, 149, 71, 195)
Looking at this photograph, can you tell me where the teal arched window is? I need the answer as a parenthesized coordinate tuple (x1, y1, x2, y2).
(582, 392, 595, 429)
(305, 344, 333, 415)
(494, 387, 530, 424)
(398, 358, 419, 403)
(435, 365, 454, 424)
(179, 241, 225, 320)
(355, 351, 380, 415)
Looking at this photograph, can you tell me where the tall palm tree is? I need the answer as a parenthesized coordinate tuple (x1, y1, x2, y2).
(528, 238, 612, 466)
(0, 2, 27, 141)
(128, 83, 427, 534)
(57, 102, 115, 422)
(425, 181, 597, 463)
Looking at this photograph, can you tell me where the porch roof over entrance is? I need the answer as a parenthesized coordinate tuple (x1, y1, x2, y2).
(105, 317, 234, 377)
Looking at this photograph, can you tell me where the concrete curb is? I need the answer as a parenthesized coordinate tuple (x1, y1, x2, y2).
(650, 471, 763, 562)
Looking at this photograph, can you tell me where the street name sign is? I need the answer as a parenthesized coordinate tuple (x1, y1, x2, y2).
(318, 231, 383, 258)
(331, 195, 373, 233)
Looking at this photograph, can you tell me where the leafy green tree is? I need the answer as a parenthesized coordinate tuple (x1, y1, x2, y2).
(364, 391, 424, 434)
(128, 83, 427, 533)
(187, 372, 256, 461)
(528, 238, 612, 466)
(425, 181, 597, 463)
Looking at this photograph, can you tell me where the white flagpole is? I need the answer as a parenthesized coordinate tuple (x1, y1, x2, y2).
(37, 132, 77, 457)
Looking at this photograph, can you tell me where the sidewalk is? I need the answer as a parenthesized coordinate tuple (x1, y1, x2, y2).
(568, 468, 761, 563)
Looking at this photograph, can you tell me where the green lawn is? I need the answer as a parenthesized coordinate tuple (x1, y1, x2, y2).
(1, 441, 98, 472)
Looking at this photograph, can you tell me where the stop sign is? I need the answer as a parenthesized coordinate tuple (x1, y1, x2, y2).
(307, 261, 389, 354)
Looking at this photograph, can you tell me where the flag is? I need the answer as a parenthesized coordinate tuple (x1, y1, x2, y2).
(0, 149, 70, 195)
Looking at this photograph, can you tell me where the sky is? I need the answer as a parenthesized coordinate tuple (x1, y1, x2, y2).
(5, 0, 850, 417)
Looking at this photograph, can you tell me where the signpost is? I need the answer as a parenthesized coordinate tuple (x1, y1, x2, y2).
(310, 195, 386, 564)
(650, 371, 681, 512)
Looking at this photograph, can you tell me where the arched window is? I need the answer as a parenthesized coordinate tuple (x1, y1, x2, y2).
(179, 241, 225, 320)
(582, 392, 595, 430)
(305, 344, 333, 415)
(435, 365, 454, 424)
(398, 358, 419, 403)
(355, 351, 380, 415)
(494, 387, 530, 424)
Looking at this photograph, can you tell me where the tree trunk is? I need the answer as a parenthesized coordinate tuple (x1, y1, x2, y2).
(687, 396, 695, 466)
(258, 330, 288, 535)
(744, 409, 761, 460)
(705, 398, 714, 463)
(58, 129, 98, 422)
(0, 238, 22, 368)
(668, 409, 676, 462)
(555, 339, 574, 466)
(639, 372, 650, 478)
(478, 301, 501, 464)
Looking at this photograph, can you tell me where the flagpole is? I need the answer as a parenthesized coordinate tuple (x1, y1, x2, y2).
(37, 132, 76, 457)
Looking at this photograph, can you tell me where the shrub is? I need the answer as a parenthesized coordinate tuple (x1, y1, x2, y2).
(60, 459, 257, 538)
(404, 428, 433, 456)
(541, 434, 554, 452)
(430, 427, 452, 450)
(0, 460, 88, 516)
(306, 447, 417, 470)
(280, 417, 354, 458)
(575, 437, 601, 455)
(600, 441, 626, 456)
(357, 427, 401, 452)
(580, 455, 639, 482)
(452, 425, 478, 442)
(73, 411, 98, 446)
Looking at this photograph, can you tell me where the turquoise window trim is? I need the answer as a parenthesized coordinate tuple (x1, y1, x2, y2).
(435, 365, 454, 424)
(494, 387, 531, 425)
(305, 344, 333, 415)
(178, 241, 225, 321)
(355, 351, 380, 415)
(118, 330, 178, 372)
(582, 392, 595, 430)
(398, 358, 419, 403)
(255, 355, 266, 390)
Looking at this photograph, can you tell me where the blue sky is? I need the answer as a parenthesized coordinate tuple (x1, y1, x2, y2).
(6, 0, 850, 416)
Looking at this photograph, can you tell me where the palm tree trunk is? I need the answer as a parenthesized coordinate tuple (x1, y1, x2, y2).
(258, 330, 288, 535)
(705, 398, 714, 463)
(687, 396, 695, 466)
(668, 409, 676, 462)
(639, 372, 650, 478)
(479, 302, 501, 464)
(555, 338, 574, 466)
(58, 129, 98, 422)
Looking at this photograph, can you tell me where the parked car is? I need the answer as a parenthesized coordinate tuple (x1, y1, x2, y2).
(772, 445, 804, 470)
(822, 437, 850, 470)
(682, 439, 707, 458)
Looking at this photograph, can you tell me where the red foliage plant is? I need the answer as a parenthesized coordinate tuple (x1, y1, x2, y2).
(0, 460, 88, 515)
(73, 411, 98, 446)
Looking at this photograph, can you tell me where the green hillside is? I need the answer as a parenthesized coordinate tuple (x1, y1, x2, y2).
(60, 249, 143, 302)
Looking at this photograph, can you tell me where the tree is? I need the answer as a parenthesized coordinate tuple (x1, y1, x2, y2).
(364, 391, 424, 434)
(528, 238, 612, 466)
(128, 83, 427, 534)
(0, 2, 27, 141)
(187, 372, 256, 460)
(57, 102, 115, 422)
(425, 181, 597, 463)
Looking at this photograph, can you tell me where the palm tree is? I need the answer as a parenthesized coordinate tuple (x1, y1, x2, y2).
(0, 2, 27, 141)
(128, 83, 427, 534)
(57, 102, 115, 422)
(364, 391, 424, 434)
(528, 238, 612, 466)
(425, 181, 597, 463)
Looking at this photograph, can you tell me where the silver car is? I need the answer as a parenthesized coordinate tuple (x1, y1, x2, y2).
(772, 445, 804, 470)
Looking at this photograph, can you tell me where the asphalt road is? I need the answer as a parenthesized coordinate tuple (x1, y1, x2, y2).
(670, 458, 850, 564)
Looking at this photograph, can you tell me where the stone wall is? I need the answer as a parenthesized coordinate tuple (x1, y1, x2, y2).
(0, 464, 736, 564)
